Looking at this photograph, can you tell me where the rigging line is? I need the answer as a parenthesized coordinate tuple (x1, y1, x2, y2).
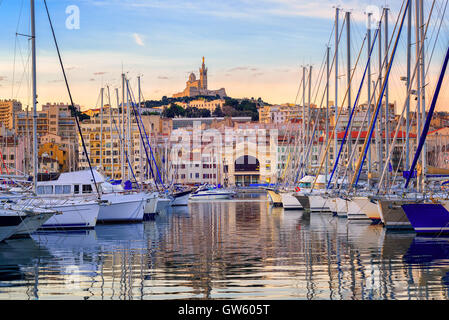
(43, 0, 100, 199)
(426, 0, 448, 81)
(128, 84, 165, 189)
(309, 27, 368, 191)
(405, 43, 449, 188)
(378, 0, 438, 191)
(328, 27, 380, 189)
(294, 16, 347, 184)
(350, 0, 409, 188)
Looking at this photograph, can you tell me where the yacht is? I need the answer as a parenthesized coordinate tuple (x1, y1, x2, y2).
(189, 185, 236, 201)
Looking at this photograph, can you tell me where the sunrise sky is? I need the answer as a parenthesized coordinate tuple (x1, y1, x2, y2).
(0, 0, 448, 112)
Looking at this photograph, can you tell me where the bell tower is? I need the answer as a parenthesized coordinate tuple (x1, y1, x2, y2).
(199, 56, 208, 90)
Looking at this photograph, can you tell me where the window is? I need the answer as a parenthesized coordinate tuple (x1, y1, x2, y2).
(55, 185, 72, 194)
(37, 185, 53, 195)
(82, 185, 93, 194)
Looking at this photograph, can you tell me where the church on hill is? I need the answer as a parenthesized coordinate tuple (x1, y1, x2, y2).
(173, 57, 227, 98)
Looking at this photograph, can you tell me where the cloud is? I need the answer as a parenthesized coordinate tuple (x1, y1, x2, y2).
(228, 67, 249, 72)
(133, 33, 145, 46)
(157, 76, 170, 80)
(48, 80, 64, 83)
(252, 72, 264, 77)
(94, 72, 107, 75)
(89, 78, 96, 82)
(0, 76, 7, 82)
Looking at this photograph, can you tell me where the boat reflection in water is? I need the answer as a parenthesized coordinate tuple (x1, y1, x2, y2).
(1, 193, 449, 299)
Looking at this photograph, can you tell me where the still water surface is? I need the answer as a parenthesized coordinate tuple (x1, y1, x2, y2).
(1, 193, 449, 300)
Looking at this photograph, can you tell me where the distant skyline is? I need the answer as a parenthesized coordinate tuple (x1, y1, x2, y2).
(0, 0, 448, 112)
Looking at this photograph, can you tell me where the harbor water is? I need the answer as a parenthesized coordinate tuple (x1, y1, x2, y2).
(1, 193, 449, 300)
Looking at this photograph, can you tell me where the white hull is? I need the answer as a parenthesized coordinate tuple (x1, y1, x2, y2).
(0, 226, 19, 242)
(171, 194, 190, 206)
(35, 200, 100, 230)
(335, 198, 348, 217)
(309, 195, 331, 212)
(352, 197, 381, 222)
(99, 193, 147, 222)
(13, 212, 55, 237)
(189, 193, 234, 201)
(347, 200, 370, 221)
(156, 198, 171, 212)
(281, 193, 303, 210)
(327, 197, 337, 213)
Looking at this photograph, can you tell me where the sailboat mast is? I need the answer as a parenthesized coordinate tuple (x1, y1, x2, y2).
(419, 0, 426, 192)
(415, 0, 421, 191)
(126, 78, 131, 181)
(302, 66, 306, 175)
(334, 7, 339, 168)
(31, 0, 38, 193)
(121, 73, 125, 181)
(367, 12, 372, 187)
(325, 46, 330, 183)
(108, 86, 114, 179)
(384, 7, 390, 189)
(308, 65, 312, 173)
(377, 14, 383, 187)
(138, 75, 143, 185)
(406, 1, 412, 171)
(346, 11, 352, 172)
(100, 87, 104, 170)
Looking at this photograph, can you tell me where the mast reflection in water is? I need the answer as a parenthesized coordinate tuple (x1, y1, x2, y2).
(0, 193, 449, 300)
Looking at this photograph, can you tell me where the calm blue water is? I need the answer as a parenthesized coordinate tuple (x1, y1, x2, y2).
(0, 193, 449, 300)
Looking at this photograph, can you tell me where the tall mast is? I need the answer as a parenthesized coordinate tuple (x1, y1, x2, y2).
(367, 12, 372, 187)
(107, 86, 114, 179)
(325, 46, 330, 183)
(308, 65, 312, 172)
(121, 73, 125, 181)
(302, 66, 306, 175)
(126, 78, 131, 181)
(377, 13, 383, 186)
(406, 0, 412, 171)
(138, 75, 143, 184)
(415, 0, 421, 191)
(384, 7, 390, 189)
(419, 0, 426, 192)
(115, 88, 121, 179)
(334, 7, 340, 166)
(31, 0, 38, 192)
(100, 87, 104, 170)
(346, 11, 352, 172)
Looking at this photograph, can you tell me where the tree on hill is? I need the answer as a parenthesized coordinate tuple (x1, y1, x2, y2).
(212, 106, 224, 117)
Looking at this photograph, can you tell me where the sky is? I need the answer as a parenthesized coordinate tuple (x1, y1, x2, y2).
(0, 0, 448, 111)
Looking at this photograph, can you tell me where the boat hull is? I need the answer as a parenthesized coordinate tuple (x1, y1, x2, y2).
(0, 214, 26, 242)
(377, 199, 413, 229)
(12, 212, 55, 238)
(39, 201, 100, 230)
(281, 193, 303, 210)
(335, 198, 348, 217)
(309, 195, 331, 212)
(293, 194, 310, 211)
(350, 197, 380, 222)
(171, 191, 191, 206)
(99, 193, 146, 223)
(402, 203, 449, 234)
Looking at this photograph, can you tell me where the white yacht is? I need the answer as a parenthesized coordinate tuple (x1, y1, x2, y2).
(40, 169, 153, 224)
(189, 185, 236, 201)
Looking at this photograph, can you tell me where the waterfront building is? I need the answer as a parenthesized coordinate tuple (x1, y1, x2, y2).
(78, 106, 172, 181)
(0, 99, 22, 130)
